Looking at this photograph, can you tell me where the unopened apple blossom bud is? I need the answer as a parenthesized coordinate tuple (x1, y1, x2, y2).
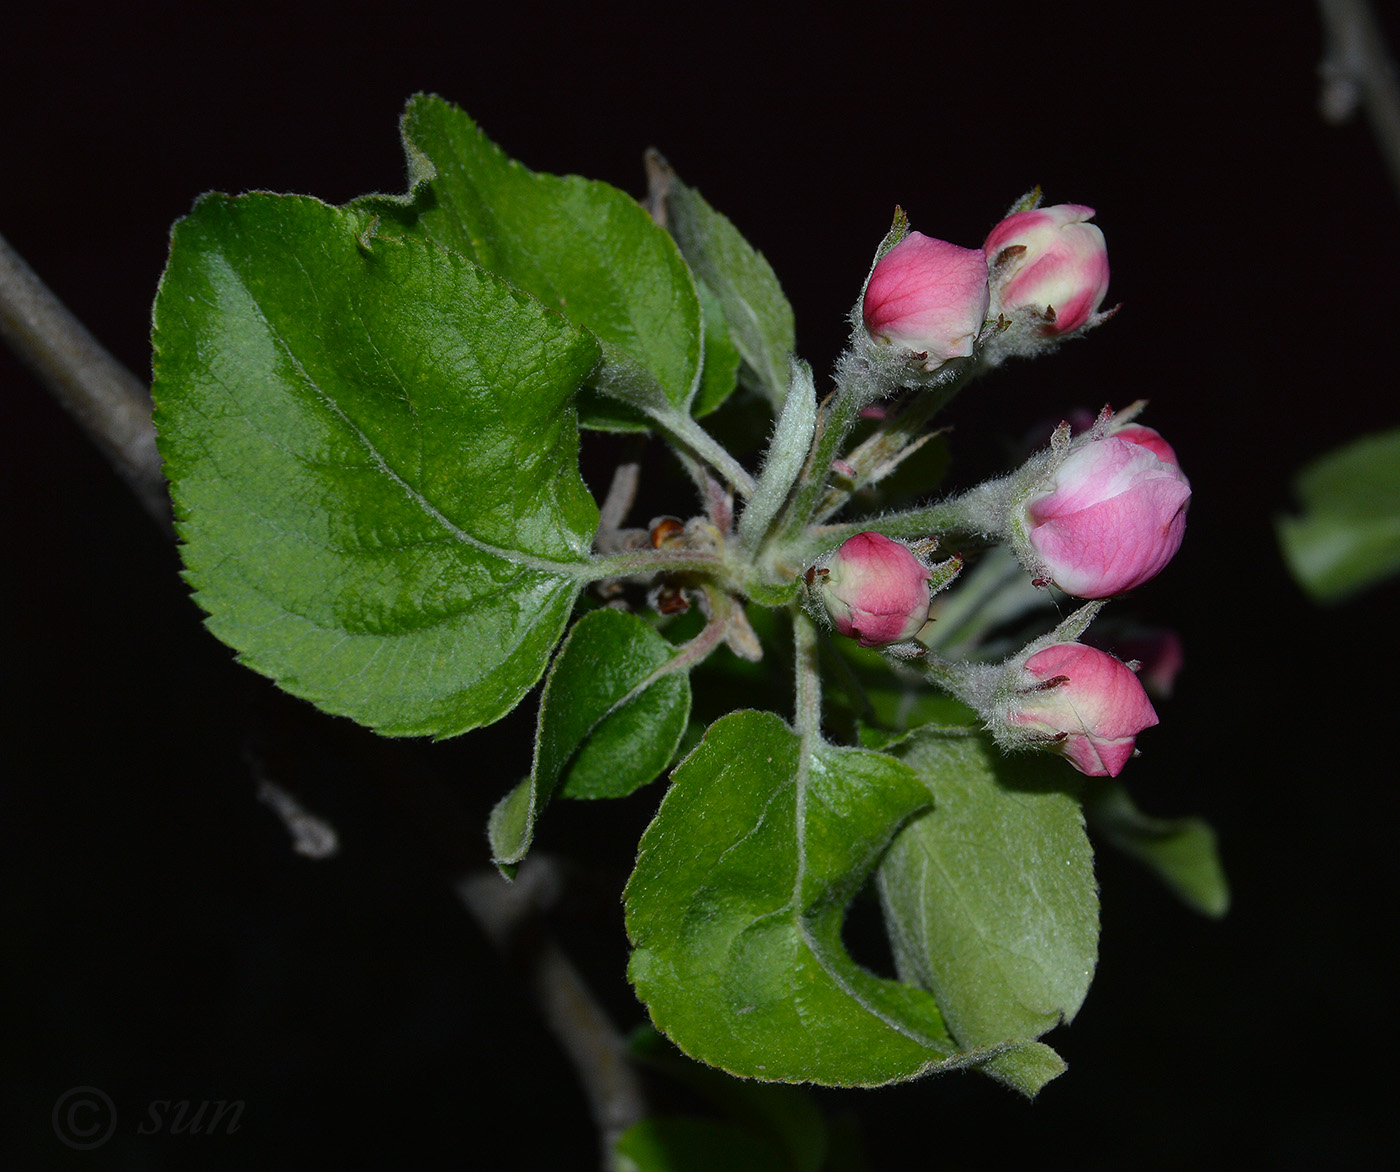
(1112, 422, 1183, 473)
(1019, 434, 1190, 598)
(1089, 627, 1184, 699)
(985, 204, 1109, 335)
(862, 232, 990, 369)
(1006, 642, 1158, 777)
(812, 531, 932, 648)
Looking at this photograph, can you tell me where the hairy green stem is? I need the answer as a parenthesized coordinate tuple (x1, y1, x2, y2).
(816, 366, 972, 522)
(792, 607, 824, 750)
(583, 548, 724, 581)
(651, 409, 756, 498)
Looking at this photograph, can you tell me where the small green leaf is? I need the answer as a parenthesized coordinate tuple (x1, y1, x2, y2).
(388, 95, 704, 425)
(1084, 779, 1229, 917)
(626, 710, 960, 1086)
(153, 193, 600, 737)
(628, 1026, 828, 1172)
(659, 162, 796, 409)
(613, 1118, 786, 1172)
(1277, 427, 1400, 602)
(877, 732, 1098, 1096)
(736, 359, 816, 551)
(488, 609, 691, 868)
(692, 280, 743, 418)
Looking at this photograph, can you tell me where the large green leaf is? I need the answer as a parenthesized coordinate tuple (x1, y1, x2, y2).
(382, 94, 704, 425)
(659, 165, 796, 409)
(489, 608, 691, 869)
(630, 709, 995, 1087)
(877, 732, 1098, 1095)
(1277, 426, 1400, 602)
(153, 193, 600, 736)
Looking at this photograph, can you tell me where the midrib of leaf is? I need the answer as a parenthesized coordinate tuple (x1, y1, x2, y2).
(789, 742, 948, 1053)
(539, 635, 691, 795)
(228, 253, 594, 581)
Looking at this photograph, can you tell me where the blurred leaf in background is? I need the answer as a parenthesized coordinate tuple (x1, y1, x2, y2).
(1277, 426, 1400, 603)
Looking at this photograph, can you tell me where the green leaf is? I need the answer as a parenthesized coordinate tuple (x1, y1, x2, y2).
(692, 280, 743, 418)
(626, 709, 962, 1086)
(1277, 426, 1400, 602)
(736, 359, 816, 551)
(488, 609, 691, 868)
(613, 1118, 786, 1172)
(659, 163, 796, 409)
(1084, 779, 1229, 918)
(153, 193, 600, 737)
(386, 95, 704, 425)
(876, 732, 1098, 1096)
(628, 1026, 828, 1172)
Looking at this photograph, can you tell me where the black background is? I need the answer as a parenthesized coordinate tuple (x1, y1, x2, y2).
(3, 3, 1396, 1168)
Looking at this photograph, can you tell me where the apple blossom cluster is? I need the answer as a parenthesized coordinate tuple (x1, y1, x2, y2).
(805, 194, 1187, 778)
(846, 195, 1114, 404)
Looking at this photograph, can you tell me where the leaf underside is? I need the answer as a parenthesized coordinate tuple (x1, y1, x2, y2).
(627, 710, 1062, 1088)
(877, 733, 1098, 1088)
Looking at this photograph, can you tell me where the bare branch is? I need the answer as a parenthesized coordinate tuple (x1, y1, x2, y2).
(0, 231, 170, 531)
(1319, 0, 1400, 203)
(458, 858, 646, 1167)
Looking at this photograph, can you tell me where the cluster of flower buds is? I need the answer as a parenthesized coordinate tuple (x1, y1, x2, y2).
(858, 194, 1111, 378)
(806, 190, 1185, 778)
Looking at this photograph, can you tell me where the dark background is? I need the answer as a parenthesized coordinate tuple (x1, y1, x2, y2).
(3, 3, 1395, 1168)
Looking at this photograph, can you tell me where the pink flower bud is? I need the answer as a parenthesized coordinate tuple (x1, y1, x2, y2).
(862, 232, 990, 366)
(1011, 642, 1158, 777)
(815, 531, 931, 648)
(1022, 435, 1190, 598)
(1091, 628, 1184, 699)
(1112, 422, 1182, 472)
(984, 204, 1109, 335)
